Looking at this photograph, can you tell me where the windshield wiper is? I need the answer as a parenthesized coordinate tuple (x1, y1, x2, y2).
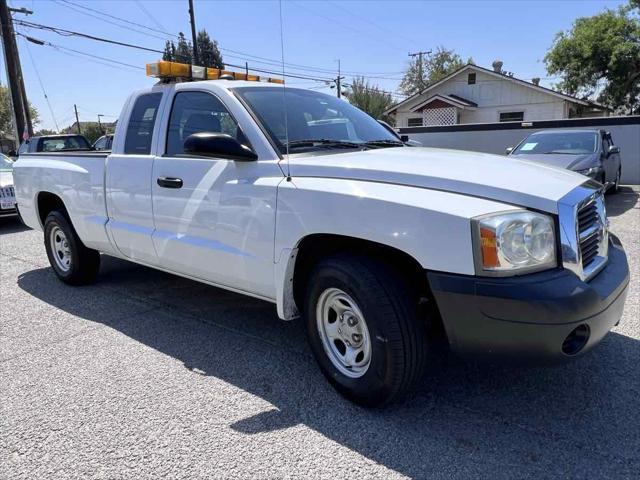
(284, 139, 365, 150)
(363, 139, 404, 148)
(544, 150, 576, 155)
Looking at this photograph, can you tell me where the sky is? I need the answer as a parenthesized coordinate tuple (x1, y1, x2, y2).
(3, 0, 629, 131)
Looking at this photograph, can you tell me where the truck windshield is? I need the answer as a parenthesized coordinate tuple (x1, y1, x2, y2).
(39, 136, 91, 152)
(233, 87, 402, 153)
(512, 131, 598, 155)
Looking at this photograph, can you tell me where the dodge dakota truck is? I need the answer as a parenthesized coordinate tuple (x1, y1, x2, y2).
(13, 62, 629, 406)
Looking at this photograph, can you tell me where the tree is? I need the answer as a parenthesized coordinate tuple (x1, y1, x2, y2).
(78, 123, 104, 144)
(197, 30, 224, 69)
(399, 46, 472, 96)
(343, 77, 396, 124)
(0, 85, 40, 139)
(163, 30, 224, 68)
(544, 1, 640, 114)
(34, 128, 57, 136)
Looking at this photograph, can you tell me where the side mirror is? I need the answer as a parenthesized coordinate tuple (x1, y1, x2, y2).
(400, 135, 409, 142)
(607, 145, 620, 156)
(184, 132, 257, 161)
(505, 146, 514, 155)
(7, 150, 16, 157)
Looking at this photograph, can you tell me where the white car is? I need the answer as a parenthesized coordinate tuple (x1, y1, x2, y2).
(0, 153, 17, 217)
(12, 61, 630, 406)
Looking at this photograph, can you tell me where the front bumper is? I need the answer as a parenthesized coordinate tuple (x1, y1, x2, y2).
(427, 235, 629, 362)
(0, 206, 17, 217)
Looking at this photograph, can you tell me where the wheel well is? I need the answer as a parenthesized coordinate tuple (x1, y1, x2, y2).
(37, 192, 67, 227)
(293, 234, 436, 314)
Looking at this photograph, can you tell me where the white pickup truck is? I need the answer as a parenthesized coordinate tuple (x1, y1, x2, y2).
(13, 63, 629, 406)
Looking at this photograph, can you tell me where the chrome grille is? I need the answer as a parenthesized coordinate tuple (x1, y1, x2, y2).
(559, 182, 609, 282)
(577, 198, 602, 268)
(0, 186, 14, 198)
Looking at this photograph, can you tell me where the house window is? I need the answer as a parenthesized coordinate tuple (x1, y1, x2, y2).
(407, 117, 423, 127)
(499, 111, 524, 122)
(467, 73, 476, 85)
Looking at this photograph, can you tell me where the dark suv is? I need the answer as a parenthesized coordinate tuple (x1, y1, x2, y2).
(508, 129, 622, 192)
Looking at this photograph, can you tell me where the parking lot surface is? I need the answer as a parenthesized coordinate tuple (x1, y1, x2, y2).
(1, 188, 638, 479)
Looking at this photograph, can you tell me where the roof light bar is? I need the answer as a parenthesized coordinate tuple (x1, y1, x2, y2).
(145, 61, 284, 84)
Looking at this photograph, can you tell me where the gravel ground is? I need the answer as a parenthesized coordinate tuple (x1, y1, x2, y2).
(1, 187, 638, 479)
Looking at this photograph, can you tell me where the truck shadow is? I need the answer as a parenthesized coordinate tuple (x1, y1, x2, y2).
(0, 216, 30, 234)
(17, 258, 640, 477)
(606, 186, 639, 217)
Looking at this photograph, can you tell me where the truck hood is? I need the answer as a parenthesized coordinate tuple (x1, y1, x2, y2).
(510, 153, 598, 171)
(287, 147, 587, 213)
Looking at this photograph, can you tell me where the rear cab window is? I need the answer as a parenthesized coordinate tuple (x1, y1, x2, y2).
(39, 136, 91, 152)
(124, 92, 163, 155)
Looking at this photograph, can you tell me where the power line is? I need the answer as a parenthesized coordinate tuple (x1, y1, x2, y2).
(20, 36, 60, 130)
(15, 24, 333, 83)
(53, 0, 170, 42)
(18, 32, 145, 71)
(50, 1, 407, 79)
(15, 19, 164, 54)
(57, 0, 176, 39)
(134, 0, 168, 33)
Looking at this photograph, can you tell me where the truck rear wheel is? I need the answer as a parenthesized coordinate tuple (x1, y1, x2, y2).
(44, 211, 100, 285)
(304, 254, 427, 407)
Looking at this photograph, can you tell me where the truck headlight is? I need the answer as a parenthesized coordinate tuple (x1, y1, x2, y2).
(576, 166, 601, 179)
(473, 211, 556, 275)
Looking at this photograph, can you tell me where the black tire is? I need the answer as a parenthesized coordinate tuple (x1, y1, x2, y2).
(44, 210, 100, 285)
(304, 254, 427, 407)
(607, 168, 621, 195)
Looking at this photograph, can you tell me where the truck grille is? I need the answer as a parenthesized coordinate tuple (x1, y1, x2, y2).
(0, 186, 14, 198)
(576, 194, 606, 272)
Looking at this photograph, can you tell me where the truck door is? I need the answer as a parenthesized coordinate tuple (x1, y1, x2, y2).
(105, 92, 163, 265)
(151, 90, 280, 299)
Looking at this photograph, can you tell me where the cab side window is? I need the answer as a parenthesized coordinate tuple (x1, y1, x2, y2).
(124, 93, 162, 155)
(166, 91, 245, 156)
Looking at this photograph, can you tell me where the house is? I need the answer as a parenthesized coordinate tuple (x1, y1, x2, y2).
(386, 61, 609, 128)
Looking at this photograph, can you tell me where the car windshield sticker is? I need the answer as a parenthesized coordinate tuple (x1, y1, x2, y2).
(520, 142, 537, 151)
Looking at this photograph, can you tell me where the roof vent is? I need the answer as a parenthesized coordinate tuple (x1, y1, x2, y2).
(532, 77, 541, 86)
(492, 60, 503, 73)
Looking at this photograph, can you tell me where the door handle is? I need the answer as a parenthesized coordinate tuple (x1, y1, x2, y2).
(157, 177, 183, 189)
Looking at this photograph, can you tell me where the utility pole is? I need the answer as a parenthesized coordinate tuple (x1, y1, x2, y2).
(335, 59, 345, 99)
(97, 114, 104, 134)
(0, 1, 34, 145)
(408, 50, 431, 91)
(188, 0, 199, 65)
(74, 104, 81, 135)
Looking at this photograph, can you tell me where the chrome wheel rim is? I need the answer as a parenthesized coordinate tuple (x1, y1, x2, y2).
(50, 226, 72, 272)
(316, 288, 372, 378)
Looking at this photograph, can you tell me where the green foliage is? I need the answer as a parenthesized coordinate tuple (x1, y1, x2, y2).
(163, 30, 224, 68)
(343, 77, 396, 123)
(0, 85, 39, 138)
(78, 123, 104, 144)
(34, 129, 57, 136)
(545, 2, 640, 113)
(399, 46, 473, 96)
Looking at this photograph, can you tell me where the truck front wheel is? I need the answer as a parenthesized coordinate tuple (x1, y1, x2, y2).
(44, 211, 100, 285)
(304, 254, 427, 407)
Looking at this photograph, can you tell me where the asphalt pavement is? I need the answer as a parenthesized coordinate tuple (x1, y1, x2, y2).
(1, 187, 638, 479)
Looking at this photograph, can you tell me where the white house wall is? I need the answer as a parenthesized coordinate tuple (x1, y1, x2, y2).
(395, 69, 568, 127)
